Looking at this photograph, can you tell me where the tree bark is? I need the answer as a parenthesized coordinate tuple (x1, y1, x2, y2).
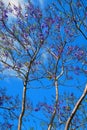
(18, 80, 27, 130)
(65, 84, 87, 130)
(18, 48, 40, 130)
(48, 80, 58, 130)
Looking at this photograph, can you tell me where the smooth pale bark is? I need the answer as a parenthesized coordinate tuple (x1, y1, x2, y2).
(48, 62, 64, 130)
(18, 48, 41, 130)
(65, 84, 87, 130)
(18, 81, 27, 130)
(48, 80, 58, 130)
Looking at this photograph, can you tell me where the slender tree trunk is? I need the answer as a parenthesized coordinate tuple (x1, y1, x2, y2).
(18, 80, 27, 130)
(48, 80, 58, 130)
(65, 84, 87, 130)
(18, 48, 40, 130)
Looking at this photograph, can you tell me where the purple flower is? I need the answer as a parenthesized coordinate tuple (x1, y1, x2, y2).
(63, 106, 66, 109)
(4, 51, 9, 57)
(0, 101, 3, 105)
(17, 63, 22, 68)
(56, 23, 60, 29)
(45, 17, 54, 26)
(41, 23, 47, 29)
(30, 26, 36, 32)
(76, 2, 82, 7)
(84, 70, 87, 74)
(67, 46, 74, 55)
(86, 12, 87, 17)
(0, 96, 3, 105)
(0, 1, 4, 6)
(71, 93, 74, 97)
(36, 9, 42, 18)
(27, 3, 33, 10)
(65, 28, 69, 34)
(38, 33, 44, 41)
(23, 33, 28, 38)
(8, 7, 13, 13)
(3, 10, 8, 18)
(14, 5, 18, 11)
(12, 25, 16, 32)
(45, 30, 49, 34)
(2, 35, 5, 40)
(8, 124, 13, 128)
(68, 76, 73, 80)
(74, 66, 80, 70)
(56, 16, 62, 21)
(74, 50, 84, 60)
(48, 106, 53, 111)
(34, 108, 40, 112)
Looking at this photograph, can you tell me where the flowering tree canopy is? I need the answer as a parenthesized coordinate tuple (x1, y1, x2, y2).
(0, 0, 87, 130)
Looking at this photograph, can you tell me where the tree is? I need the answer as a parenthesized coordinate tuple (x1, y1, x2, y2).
(0, 0, 87, 130)
(0, 0, 47, 129)
(36, 88, 87, 129)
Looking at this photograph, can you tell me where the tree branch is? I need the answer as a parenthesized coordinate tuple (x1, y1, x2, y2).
(18, 78, 27, 130)
(48, 65, 64, 130)
(65, 84, 87, 130)
(18, 47, 41, 130)
(48, 80, 58, 130)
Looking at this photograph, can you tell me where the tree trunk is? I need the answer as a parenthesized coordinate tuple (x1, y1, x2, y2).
(65, 84, 87, 130)
(18, 80, 27, 130)
(48, 80, 58, 130)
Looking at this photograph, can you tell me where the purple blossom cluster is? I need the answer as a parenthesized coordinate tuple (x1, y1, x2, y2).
(38, 33, 44, 42)
(64, 26, 74, 37)
(0, 96, 3, 105)
(45, 17, 55, 26)
(25, 3, 42, 19)
(76, 1, 82, 8)
(55, 23, 61, 32)
(34, 102, 54, 113)
(0, 123, 13, 129)
(3, 10, 8, 19)
(67, 46, 85, 60)
(0, 1, 4, 6)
